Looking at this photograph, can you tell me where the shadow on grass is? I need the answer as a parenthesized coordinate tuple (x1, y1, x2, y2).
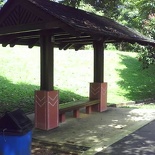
(116, 53, 155, 102)
(0, 76, 84, 113)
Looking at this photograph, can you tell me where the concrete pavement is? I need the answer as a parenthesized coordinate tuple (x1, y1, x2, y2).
(96, 119, 155, 155)
(28, 107, 155, 154)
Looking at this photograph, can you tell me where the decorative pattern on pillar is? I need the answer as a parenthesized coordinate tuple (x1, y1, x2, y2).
(89, 83, 107, 112)
(35, 90, 59, 130)
(35, 32, 59, 130)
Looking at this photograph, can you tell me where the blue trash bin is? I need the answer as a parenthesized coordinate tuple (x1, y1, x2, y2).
(0, 109, 33, 155)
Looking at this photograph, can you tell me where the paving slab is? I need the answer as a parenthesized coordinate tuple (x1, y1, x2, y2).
(98, 120, 155, 155)
(28, 107, 155, 154)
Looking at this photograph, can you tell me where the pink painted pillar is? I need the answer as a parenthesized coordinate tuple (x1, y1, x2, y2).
(89, 82, 107, 112)
(35, 90, 59, 130)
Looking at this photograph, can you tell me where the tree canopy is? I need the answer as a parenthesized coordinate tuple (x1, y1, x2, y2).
(0, 0, 6, 8)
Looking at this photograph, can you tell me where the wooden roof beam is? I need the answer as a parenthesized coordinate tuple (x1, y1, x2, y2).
(58, 43, 68, 50)
(1, 36, 17, 47)
(0, 21, 62, 36)
(0, 31, 39, 40)
(10, 38, 21, 47)
(74, 44, 84, 51)
(60, 24, 81, 37)
(55, 36, 92, 42)
(58, 39, 92, 45)
(63, 43, 73, 50)
(2, 42, 9, 47)
(28, 38, 39, 48)
(55, 38, 93, 45)
(55, 33, 90, 40)
(2, 37, 20, 47)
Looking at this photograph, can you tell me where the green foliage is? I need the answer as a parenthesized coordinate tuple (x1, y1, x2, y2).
(134, 1, 155, 68)
(106, 43, 116, 50)
(82, 0, 123, 18)
(111, 0, 155, 68)
(79, 1, 103, 15)
(0, 0, 6, 7)
(60, 0, 155, 69)
(60, 0, 123, 18)
(1, 46, 155, 113)
(61, 0, 104, 15)
(117, 1, 140, 29)
(2, 0, 155, 68)
(60, 0, 81, 8)
(137, 46, 155, 69)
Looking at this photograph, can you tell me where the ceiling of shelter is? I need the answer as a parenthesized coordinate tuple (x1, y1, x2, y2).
(0, 0, 155, 50)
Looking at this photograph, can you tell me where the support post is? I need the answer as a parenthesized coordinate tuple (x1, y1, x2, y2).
(89, 40, 107, 112)
(40, 33, 54, 91)
(93, 40, 104, 83)
(35, 90, 59, 130)
(35, 31, 59, 130)
(89, 83, 107, 112)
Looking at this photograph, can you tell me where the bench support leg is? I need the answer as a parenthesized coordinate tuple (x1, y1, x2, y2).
(59, 113, 66, 123)
(35, 90, 59, 130)
(86, 106, 92, 114)
(89, 83, 107, 112)
(73, 110, 80, 118)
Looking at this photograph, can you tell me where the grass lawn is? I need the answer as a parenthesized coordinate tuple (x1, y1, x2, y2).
(0, 45, 155, 112)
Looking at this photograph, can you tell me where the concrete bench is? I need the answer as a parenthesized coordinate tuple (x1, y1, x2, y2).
(59, 99, 100, 122)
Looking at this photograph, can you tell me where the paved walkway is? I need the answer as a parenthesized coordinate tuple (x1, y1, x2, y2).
(28, 107, 155, 154)
(96, 120, 155, 155)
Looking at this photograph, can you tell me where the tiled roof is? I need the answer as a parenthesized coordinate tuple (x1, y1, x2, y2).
(28, 0, 155, 45)
(0, 0, 154, 48)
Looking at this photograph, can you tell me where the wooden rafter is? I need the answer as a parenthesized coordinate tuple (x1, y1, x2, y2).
(0, 5, 42, 28)
(58, 43, 68, 50)
(10, 38, 21, 47)
(55, 36, 91, 42)
(0, 0, 154, 48)
(28, 38, 39, 48)
(74, 44, 84, 51)
(63, 44, 73, 50)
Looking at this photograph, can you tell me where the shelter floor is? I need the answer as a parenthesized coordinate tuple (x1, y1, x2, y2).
(28, 107, 155, 154)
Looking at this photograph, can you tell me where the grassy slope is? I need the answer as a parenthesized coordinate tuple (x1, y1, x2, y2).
(0, 45, 155, 112)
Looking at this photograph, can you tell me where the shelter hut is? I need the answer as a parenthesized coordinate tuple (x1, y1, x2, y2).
(0, 0, 155, 130)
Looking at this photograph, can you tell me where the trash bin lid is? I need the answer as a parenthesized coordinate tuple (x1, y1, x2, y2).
(0, 109, 33, 135)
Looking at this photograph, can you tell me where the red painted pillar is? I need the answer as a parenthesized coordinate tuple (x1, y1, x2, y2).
(89, 82, 107, 112)
(91, 40, 107, 112)
(35, 90, 59, 130)
(35, 32, 59, 130)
